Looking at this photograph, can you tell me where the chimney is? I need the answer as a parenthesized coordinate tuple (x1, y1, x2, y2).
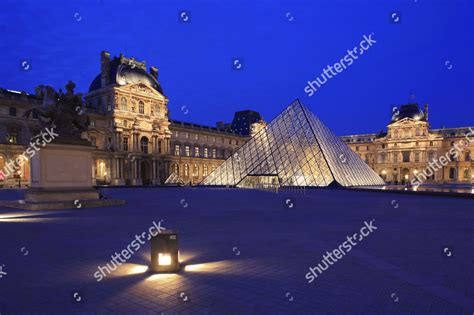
(150, 66, 159, 80)
(100, 51, 111, 88)
(424, 104, 429, 121)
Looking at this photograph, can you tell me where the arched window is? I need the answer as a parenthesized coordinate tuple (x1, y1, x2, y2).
(172, 163, 179, 175)
(183, 164, 189, 177)
(121, 97, 127, 110)
(203, 165, 208, 177)
(464, 168, 471, 179)
(139, 101, 145, 114)
(193, 163, 199, 177)
(140, 136, 149, 154)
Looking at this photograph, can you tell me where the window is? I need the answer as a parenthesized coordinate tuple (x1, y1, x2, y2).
(392, 153, 398, 163)
(213, 137, 216, 142)
(356, 146, 359, 151)
(121, 97, 127, 110)
(158, 140, 162, 154)
(185, 146, 190, 156)
(154, 104, 160, 116)
(140, 136, 149, 153)
(229, 139, 232, 144)
(123, 137, 129, 151)
(465, 152, 471, 161)
(203, 147, 208, 158)
(379, 153, 386, 164)
(195, 134, 198, 140)
(236, 140, 239, 145)
(91, 136, 97, 146)
(203, 165, 208, 177)
(123, 120, 128, 128)
(366, 146, 369, 150)
(139, 101, 145, 114)
(7, 127, 18, 144)
(9, 107, 16, 116)
(185, 133, 189, 139)
(90, 120, 96, 127)
(449, 167, 456, 180)
(415, 152, 420, 162)
(430, 141, 433, 146)
(184, 164, 189, 177)
(174, 145, 180, 156)
(194, 146, 200, 157)
(175, 131, 179, 138)
(172, 164, 179, 174)
(212, 148, 217, 158)
(402, 151, 410, 163)
(464, 168, 471, 179)
(428, 151, 435, 162)
(415, 128, 420, 136)
(193, 163, 199, 177)
(381, 144, 385, 149)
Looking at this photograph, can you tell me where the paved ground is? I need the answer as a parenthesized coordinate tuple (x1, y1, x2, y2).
(0, 187, 473, 314)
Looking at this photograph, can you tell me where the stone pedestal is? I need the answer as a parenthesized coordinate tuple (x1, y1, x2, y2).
(0, 142, 125, 210)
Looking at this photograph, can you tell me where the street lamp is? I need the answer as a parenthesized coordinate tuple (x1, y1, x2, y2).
(150, 230, 179, 273)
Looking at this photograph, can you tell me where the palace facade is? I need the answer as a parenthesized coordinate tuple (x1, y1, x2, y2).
(0, 51, 261, 188)
(341, 104, 474, 184)
(0, 51, 472, 187)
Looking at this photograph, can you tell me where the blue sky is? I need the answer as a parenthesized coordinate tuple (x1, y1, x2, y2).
(0, 0, 472, 135)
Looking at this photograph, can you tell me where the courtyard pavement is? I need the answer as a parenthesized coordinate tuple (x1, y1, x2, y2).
(0, 187, 473, 314)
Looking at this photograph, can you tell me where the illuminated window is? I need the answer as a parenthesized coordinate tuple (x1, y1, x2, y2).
(212, 148, 217, 158)
(7, 127, 18, 144)
(184, 164, 189, 177)
(120, 97, 127, 110)
(185, 146, 190, 157)
(174, 145, 180, 156)
(194, 146, 200, 157)
(203, 147, 209, 158)
(463, 168, 470, 179)
(172, 164, 179, 174)
(203, 165, 208, 176)
(193, 163, 199, 176)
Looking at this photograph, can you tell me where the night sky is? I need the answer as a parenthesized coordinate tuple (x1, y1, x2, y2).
(1, 0, 472, 135)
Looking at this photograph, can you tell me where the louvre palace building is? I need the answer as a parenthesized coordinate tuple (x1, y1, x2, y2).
(0, 51, 472, 188)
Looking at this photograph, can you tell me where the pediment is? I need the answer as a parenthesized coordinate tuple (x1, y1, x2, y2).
(120, 83, 165, 99)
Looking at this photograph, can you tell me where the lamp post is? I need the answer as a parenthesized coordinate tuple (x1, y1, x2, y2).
(150, 230, 179, 273)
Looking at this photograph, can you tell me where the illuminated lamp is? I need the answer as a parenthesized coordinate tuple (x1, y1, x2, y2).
(150, 230, 179, 273)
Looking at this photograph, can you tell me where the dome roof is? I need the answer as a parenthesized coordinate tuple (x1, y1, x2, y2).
(391, 104, 425, 122)
(89, 57, 164, 94)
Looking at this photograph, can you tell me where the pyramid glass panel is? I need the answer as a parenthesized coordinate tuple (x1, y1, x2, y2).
(201, 99, 384, 187)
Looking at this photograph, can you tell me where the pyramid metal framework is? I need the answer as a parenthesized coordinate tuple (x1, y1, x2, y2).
(201, 100, 384, 187)
(164, 172, 185, 186)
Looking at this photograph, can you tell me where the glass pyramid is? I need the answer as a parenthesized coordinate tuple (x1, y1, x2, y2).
(164, 172, 185, 186)
(201, 99, 385, 187)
